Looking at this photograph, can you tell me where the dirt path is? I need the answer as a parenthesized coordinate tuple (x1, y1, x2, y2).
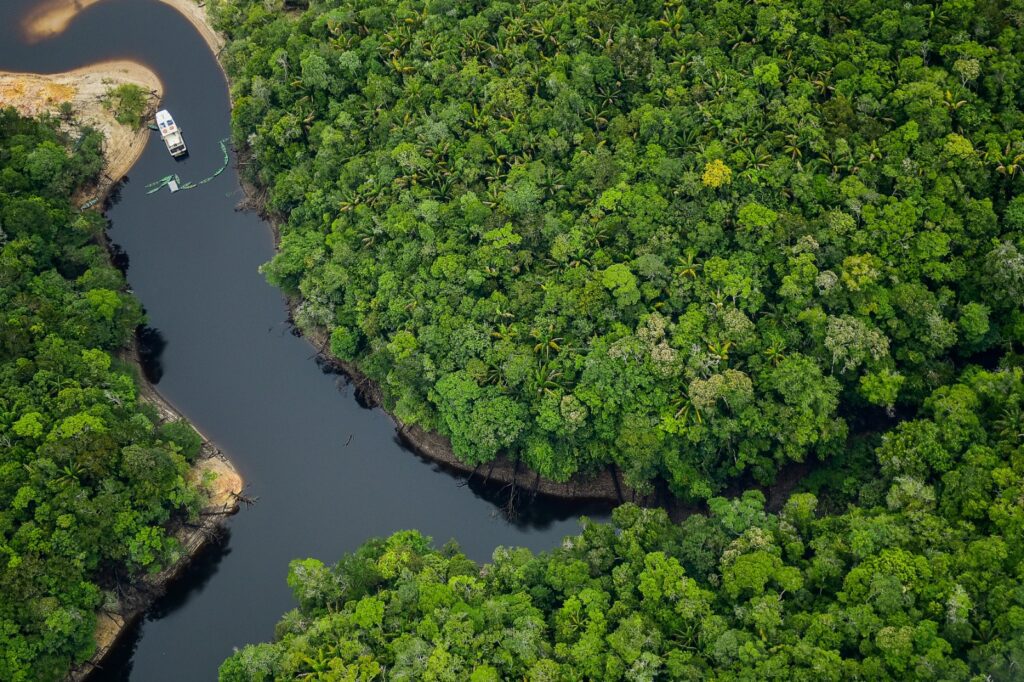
(22, 0, 225, 54)
(0, 60, 162, 184)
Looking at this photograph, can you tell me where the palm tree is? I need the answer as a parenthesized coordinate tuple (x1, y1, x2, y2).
(674, 251, 702, 280)
(706, 339, 733, 363)
(942, 89, 967, 112)
(583, 102, 610, 131)
(658, 4, 688, 39)
(763, 337, 787, 367)
(991, 142, 1024, 179)
(461, 27, 492, 59)
(994, 404, 1023, 444)
(532, 361, 565, 396)
(491, 322, 518, 342)
(531, 17, 561, 54)
(531, 324, 563, 359)
(467, 104, 490, 132)
(596, 82, 623, 108)
(671, 390, 703, 425)
(538, 167, 566, 198)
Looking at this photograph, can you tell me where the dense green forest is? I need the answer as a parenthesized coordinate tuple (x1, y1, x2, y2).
(221, 367, 1024, 680)
(210, 0, 1024, 678)
(212, 0, 1024, 496)
(0, 110, 204, 680)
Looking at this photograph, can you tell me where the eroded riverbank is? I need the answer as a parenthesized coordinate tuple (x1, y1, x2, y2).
(68, 369, 242, 681)
(2, 6, 246, 679)
(2, 2, 606, 678)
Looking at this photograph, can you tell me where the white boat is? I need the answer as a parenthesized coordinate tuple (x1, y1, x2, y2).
(155, 109, 187, 157)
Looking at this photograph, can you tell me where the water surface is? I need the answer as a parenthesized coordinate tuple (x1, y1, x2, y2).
(0, 2, 608, 677)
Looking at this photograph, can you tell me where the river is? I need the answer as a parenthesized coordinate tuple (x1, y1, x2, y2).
(0, 1, 609, 678)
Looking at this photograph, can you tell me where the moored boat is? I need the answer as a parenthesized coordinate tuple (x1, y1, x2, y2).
(155, 109, 187, 157)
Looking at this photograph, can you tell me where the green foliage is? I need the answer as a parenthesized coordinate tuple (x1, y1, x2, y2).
(221, 366, 1024, 679)
(0, 109, 201, 680)
(211, 0, 1024, 497)
(101, 83, 150, 129)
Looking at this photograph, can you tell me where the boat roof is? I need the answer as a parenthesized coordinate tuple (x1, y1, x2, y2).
(155, 109, 180, 135)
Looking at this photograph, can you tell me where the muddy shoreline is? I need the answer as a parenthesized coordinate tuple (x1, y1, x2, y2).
(244, 165, 809, 515)
(28, 11, 248, 674)
(284, 295, 808, 516)
(290, 305, 654, 505)
(67, 352, 242, 681)
(63, 176, 245, 681)
(227, 156, 649, 506)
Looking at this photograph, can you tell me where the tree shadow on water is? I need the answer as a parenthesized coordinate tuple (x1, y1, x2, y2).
(107, 239, 130, 275)
(135, 324, 166, 384)
(90, 532, 232, 682)
(103, 176, 126, 210)
(394, 434, 612, 530)
(148, 529, 233, 619)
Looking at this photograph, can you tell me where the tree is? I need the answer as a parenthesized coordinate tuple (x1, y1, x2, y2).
(0, 110, 202, 680)
(209, 0, 1024, 498)
(223, 366, 1024, 681)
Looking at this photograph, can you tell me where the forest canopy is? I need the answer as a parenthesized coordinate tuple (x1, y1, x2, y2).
(0, 110, 204, 681)
(220, 366, 1024, 681)
(211, 0, 1024, 497)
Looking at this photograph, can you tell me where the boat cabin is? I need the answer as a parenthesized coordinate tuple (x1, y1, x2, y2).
(155, 109, 187, 157)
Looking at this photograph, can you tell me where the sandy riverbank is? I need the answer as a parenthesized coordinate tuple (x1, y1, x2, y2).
(4, 6, 245, 679)
(0, 61, 162, 186)
(23, 0, 224, 54)
(67, 367, 243, 681)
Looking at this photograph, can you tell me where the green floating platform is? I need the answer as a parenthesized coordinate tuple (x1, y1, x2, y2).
(145, 138, 230, 195)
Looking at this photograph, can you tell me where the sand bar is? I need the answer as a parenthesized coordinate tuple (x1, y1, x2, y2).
(23, 0, 225, 54)
(0, 60, 162, 181)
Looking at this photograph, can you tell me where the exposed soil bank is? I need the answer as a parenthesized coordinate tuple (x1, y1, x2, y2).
(68, 367, 243, 681)
(292, 309, 657, 506)
(289, 302, 809, 515)
(64, 185, 246, 680)
(0, 2, 608, 679)
(35, 0, 649, 510)
(228, 155, 649, 507)
(23, 0, 225, 54)
(0, 60, 162, 186)
(1, 16, 246, 680)
(161, 0, 805, 514)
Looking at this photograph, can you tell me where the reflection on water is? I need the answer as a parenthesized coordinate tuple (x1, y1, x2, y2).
(0, 0, 610, 679)
(93, 534, 233, 682)
(106, 239, 129, 274)
(134, 325, 166, 384)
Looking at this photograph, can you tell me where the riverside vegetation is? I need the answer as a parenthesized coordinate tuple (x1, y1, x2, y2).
(211, 0, 1024, 679)
(0, 110, 207, 680)
(220, 363, 1024, 678)
(101, 83, 151, 129)
(213, 0, 1024, 498)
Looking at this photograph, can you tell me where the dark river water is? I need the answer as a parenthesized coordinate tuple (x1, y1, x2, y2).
(0, 2, 609, 678)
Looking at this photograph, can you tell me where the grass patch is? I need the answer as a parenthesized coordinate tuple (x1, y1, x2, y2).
(102, 83, 149, 128)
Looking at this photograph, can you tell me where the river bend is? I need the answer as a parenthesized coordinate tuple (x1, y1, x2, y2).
(0, 2, 608, 678)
